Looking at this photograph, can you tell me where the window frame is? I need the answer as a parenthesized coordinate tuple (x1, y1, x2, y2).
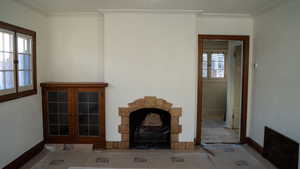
(202, 50, 226, 81)
(0, 21, 37, 102)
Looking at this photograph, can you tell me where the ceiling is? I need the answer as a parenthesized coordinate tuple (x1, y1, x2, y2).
(15, 0, 286, 15)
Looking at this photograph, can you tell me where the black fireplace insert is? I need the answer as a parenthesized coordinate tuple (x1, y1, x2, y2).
(129, 108, 171, 149)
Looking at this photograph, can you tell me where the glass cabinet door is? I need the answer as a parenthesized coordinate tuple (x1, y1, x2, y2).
(47, 90, 70, 136)
(77, 90, 101, 137)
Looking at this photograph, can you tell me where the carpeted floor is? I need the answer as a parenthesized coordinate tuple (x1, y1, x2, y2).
(21, 144, 277, 169)
(202, 115, 240, 143)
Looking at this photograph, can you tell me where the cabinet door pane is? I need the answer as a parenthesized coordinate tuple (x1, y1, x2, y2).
(78, 91, 100, 137)
(47, 91, 70, 136)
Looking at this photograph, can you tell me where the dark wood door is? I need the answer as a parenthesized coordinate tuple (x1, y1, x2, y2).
(74, 88, 106, 146)
(43, 88, 74, 142)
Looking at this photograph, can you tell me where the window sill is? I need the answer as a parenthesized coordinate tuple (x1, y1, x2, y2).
(0, 89, 37, 103)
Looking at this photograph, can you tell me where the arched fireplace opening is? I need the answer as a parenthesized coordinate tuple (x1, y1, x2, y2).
(129, 108, 171, 149)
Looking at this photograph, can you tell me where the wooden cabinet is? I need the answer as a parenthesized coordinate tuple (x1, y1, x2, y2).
(41, 82, 108, 147)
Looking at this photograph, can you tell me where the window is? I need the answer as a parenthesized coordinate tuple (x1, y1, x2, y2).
(211, 53, 225, 78)
(0, 21, 36, 102)
(202, 51, 225, 80)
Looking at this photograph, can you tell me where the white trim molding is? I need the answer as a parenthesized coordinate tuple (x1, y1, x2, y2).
(98, 9, 203, 14)
(200, 12, 252, 17)
(48, 12, 101, 17)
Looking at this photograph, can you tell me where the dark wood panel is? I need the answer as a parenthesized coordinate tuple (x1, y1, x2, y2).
(198, 35, 249, 41)
(40, 82, 108, 88)
(3, 141, 44, 169)
(263, 127, 299, 169)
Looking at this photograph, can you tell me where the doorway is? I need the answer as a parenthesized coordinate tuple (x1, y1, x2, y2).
(195, 35, 250, 144)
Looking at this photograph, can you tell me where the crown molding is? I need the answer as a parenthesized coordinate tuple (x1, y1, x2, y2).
(98, 9, 203, 14)
(48, 12, 102, 17)
(199, 12, 252, 17)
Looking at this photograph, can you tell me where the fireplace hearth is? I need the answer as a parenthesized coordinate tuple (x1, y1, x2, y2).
(130, 108, 170, 149)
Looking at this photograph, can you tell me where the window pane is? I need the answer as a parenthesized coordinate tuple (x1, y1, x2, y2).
(18, 54, 31, 70)
(0, 32, 2, 51)
(0, 30, 15, 91)
(211, 69, 225, 78)
(218, 62, 224, 69)
(0, 72, 3, 90)
(0, 31, 14, 52)
(78, 91, 100, 137)
(211, 69, 217, 78)
(0, 52, 14, 71)
(211, 53, 225, 78)
(89, 125, 99, 136)
(18, 70, 32, 87)
(0, 71, 5, 90)
(5, 71, 14, 89)
(17, 34, 33, 87)
(17, 35, 32, 54)
(211, 61, 216, 70)
(202, 61, 208, 69)
(203, 53, 208, 61)
(217, 69, 225, 77)
(202, 53, 208, 78)
(0, 71, 14, 90)
(211, 53, 225, 62)
(203, 69, 208, 78)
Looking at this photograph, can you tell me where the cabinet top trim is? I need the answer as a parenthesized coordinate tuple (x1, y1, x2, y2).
(40, 82, 108, 88)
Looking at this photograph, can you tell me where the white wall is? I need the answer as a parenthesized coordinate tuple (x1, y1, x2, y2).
(0, 0, 48, 167)
(0, 6, 256, 166)
(46, 13, 104, 81)
(226, 41, 243, 129)
(197, 15, 253, 35)
(45, 13, 254, 141)
(203, 80, 227, 115)
(251, 1, 300, 166)
(197, 15, 254, 135)
(104, 13, 197, 141)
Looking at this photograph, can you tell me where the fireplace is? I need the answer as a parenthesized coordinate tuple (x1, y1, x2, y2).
(115, 96, 193, 150)
(130, 108, 171, 149)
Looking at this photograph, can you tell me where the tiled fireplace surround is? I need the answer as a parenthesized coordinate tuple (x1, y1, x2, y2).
(106, 96, 195, 150)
